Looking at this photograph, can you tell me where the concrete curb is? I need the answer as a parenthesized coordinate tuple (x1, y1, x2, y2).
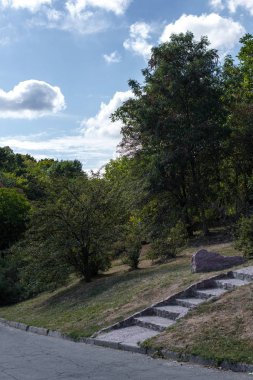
(0, 318, 76, 342)
(156, 349, 253, 373)
(2, 316, 253, 373)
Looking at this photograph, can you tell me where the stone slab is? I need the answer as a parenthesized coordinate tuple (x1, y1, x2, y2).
(233, 266, 253, 281)
(215, 278, 249, 290)
(95, 326, 158, 346)
(8, 321, 28, 331)
(135, 316, 175, 329)
(154, 305, 189, 319)
(191, 249, 245, 273)
(194, 288, 227, 299)
(176, 297, 205, 308)
(28, 326, 49, 336)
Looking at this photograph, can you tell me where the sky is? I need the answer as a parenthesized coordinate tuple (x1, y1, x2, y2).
(0, 0, 252, 171)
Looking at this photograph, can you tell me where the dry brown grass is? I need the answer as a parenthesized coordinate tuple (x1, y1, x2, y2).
(146, 281, 253, 364)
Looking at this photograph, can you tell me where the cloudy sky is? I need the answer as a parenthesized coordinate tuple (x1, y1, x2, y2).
(0, 0, 252, 170)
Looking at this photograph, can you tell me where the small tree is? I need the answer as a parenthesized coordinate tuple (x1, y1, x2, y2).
(235, 216, 253, 258)
(19, 175, 117, 292)
(122, 216, 142, 270)
(148, 221, 187, 262)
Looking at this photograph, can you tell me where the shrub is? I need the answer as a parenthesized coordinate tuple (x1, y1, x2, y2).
(122, 216, 142, 270)
(0, 257, 23, 305)
(122, 241, 142, 270)
(148, 221, 187, 262)
(235, 216, 253, 258)
(0, 188, 30, 251)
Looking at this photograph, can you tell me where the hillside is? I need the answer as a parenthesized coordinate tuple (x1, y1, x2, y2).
(0, 234, 248, 341)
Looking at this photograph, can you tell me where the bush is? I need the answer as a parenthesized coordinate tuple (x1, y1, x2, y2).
(122, 241, 142, 270)
(121, 216, 142, 270)
(148, 221, 187, 262)
(235, 216, 253, 258)
(0, 188, 30, 250)
(0, 257, 23, 305)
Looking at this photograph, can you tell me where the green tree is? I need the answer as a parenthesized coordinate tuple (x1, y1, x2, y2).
(122, 215, 143, 270)
(0, 146, 16, 172)
(148, 221, 187, 262)
(235, 216, 253, 258)
(48, 159, 83, 178)
(221, 35, 253, 216)
(19, 175, 117, 291)
(0, 188, 30, 252)
(113, 32, 226, 235)
(0, 257, 22, 305)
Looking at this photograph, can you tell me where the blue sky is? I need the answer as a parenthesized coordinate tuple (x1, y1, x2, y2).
(0, 0, 252, 170)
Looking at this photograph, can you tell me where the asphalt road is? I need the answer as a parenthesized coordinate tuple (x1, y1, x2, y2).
(0, 324, 252, 380)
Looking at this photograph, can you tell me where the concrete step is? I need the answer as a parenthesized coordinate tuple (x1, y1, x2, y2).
(153, 305, 189, 320)
(134, 316, 175, 332)
(92, 266, 253, 353)
(233, 266, 253, 282)
(175, 297, 205, 308)
(215, 278, 249, 290)
(194, 288, 228, 299)
(95, 325, 158, 347)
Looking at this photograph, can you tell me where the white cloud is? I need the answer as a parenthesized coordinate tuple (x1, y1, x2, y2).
(227, 0, 253, 14)
(1, 0, 131, 14)
(55, 0, 132, 34)
(0, 90, 132, 170)
(209, 0, 225, 9)
(211, 0, 253, 14)
(81, 90, 132, 138)
(124, 22, 153, 59)
(46, 8, 62, 21)
(1, 0, 132, 35)
(103, 51, 121, 64)
(1, 0, 52, 12)
(44, 8, 102, 35)
(65, 0, 132, 16)
(0, 80, 65, 119)
(160, 13, 245, 51)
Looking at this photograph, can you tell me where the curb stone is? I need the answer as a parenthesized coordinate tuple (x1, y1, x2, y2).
(28, 326, 49, 336)
(1, 313, 253, 374)
(158, 350, 253, 373)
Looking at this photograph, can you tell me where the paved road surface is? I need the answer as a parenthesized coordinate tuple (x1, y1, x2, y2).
(0, 323, 252, 380)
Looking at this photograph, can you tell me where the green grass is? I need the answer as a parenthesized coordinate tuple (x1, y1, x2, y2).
(0, 259, 196, 338)
(0, 232, 248, 341)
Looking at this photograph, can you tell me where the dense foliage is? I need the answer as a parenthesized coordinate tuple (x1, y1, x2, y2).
(0, 32, 253, 305)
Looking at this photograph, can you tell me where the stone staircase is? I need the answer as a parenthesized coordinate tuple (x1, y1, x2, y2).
(92, 266, 253, 351)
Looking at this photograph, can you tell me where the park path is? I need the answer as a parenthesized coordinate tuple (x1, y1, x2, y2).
(0, 323, 253, 380)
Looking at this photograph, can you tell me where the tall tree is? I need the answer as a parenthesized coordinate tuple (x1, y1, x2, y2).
(113, 32, 226, 235)
(222, 34, 253, 215)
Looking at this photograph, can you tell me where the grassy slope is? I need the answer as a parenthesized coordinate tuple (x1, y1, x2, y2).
(0, 232, 249, 343)
(145, 283, 253, 365)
